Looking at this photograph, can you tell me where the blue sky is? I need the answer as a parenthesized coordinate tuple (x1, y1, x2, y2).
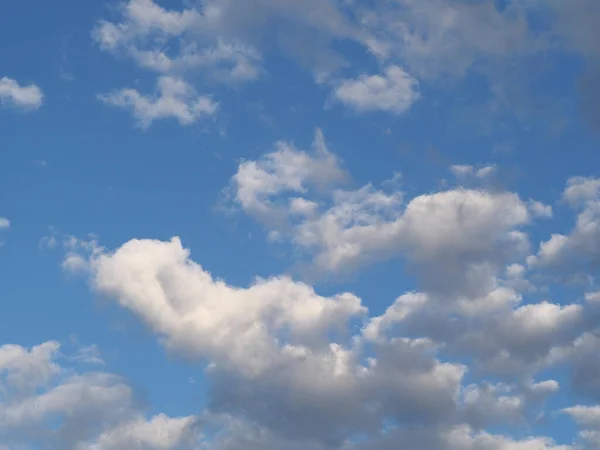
(2, 0, 600, 449)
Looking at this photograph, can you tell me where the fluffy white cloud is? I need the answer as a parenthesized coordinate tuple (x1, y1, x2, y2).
(58, 236, 470, 443)
(564, 405, 600, 447)
(229, 129, 347, 228)
(229, 131, 538, 299)
(0, 341, 196, 449)
(44, 125, 600, 446)
(529, 177, 600, 278)
(93, 0, 262, 83)
(332, 66, 419, 114)
(79, 414, 197, 450)
(298, 188, 530, 295)
(99, 76, 218, 128)
(562, 176, 600, 208)
(92, 0, 361, 84)
(219, 131, 600, 404)
(0, 218, 9, 230)
(92, 0, 600, 127)
(0, 77, 43, 111)
(52, 228, 599, 448)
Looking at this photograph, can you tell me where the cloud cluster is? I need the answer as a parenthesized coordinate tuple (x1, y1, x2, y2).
(56, 235, 576, 449)
(529, 176, 600, 280)
(0, 341, 197, 449)
(41, 130, 600, 449)
(228, 130, 546, 296)
(92, 0, 600, 126)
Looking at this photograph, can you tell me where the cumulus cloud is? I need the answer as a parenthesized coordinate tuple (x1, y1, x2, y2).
(45, 130, 600, 447)
(51, 224, 600, 448)
(228, 128, 347, 227)
(529, 176, 600, 279)
(50, 143, 600, 447)
(562, 176, 600, 208)
(228, 131, 540, 298)
(332, 66, 419, 114)
(0, 341, 197, 449)
(99, 76, 218, 128)
(359, 0, 535, 79)
(91, 0, 600, 128)
(79, 414, 197, 450)
(0, 77, 43, 111)
(0, 218, 9, 230)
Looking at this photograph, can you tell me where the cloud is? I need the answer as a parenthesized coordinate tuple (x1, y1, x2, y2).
(99, 76, 218, 128)
(93, 0, 262, 83)
(228, 129, 347, 227)
(0, 218, 9, 230)
(359, 0, 535, 79)
(0, 341, 197, 449)
(0, 77, 43, 111)
(78, 414, 197, 450)
(48, 132, 600, 446)
(52, 229, 600, 448)
(564, 405, 600, 447)
(529, 177, 600, 278)
(331, 66, 420, 114)
(228, 131, 540, 298)
(562, 176, 600, 208)
(92, 0, 359, 83)
(92, 0, 600, 129)
(450, 164, 498, 182)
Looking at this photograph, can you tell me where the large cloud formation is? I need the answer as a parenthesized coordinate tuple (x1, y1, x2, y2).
(36, 130, 600, 449)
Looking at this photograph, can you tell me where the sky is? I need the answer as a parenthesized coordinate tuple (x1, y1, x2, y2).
(1, 0, 600, 448)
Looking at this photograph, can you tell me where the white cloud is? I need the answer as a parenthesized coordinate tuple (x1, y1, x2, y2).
(130, 40, 262, 83)
(93, 0, 200, 50)
(48, 134, 600, 446)
(0, 341, 197, 449)
(91, 0, 600, 129)
(99, 76, 218, 128)
(0, 77, 43, 111)
(529, 177, 600, 276)
(229, 129, 347, 227)
(92, 0, 352, 83)
(79, 237, 368, 374)
(79, 414, 196, 450)
(93, 0, 541, 85)
(54, 230, 599, 448)
(332, 65, 420, 114)
(528, 200, 553, 219)
(93, 0, 262, 84)
(564, 405, 600, 430)
(564, 405, 600, 447)
(0, 218, 9, 230)
(59, 236, 477, 443)
(229, 132, 536, 297)
(562, 176, 600, 207)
